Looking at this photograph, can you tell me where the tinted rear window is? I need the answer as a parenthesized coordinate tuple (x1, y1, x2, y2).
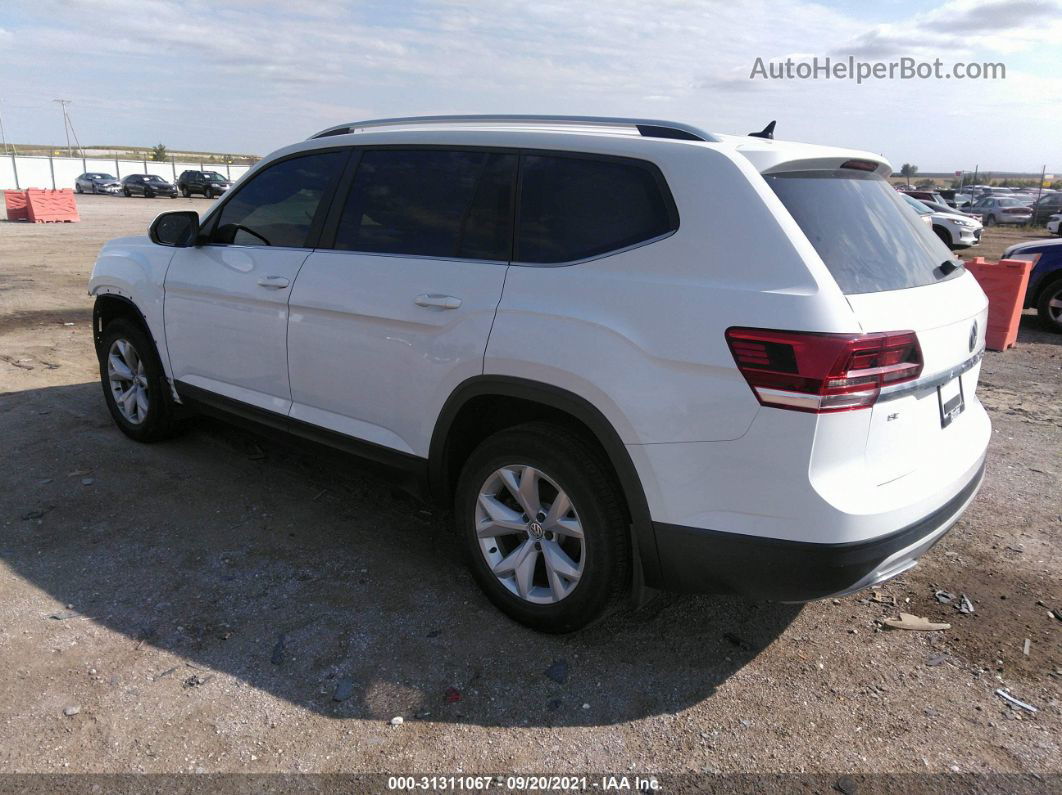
(334, 149, 516, 260)
(766, 170, 959, 294)
(515, 155, 675, 263)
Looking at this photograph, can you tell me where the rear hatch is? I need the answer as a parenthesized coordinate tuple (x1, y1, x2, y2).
(765, 168, 988, 485)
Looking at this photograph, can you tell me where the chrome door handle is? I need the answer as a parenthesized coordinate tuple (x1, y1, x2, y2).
(414, 293, 462, 310)
(257, 276, 290, 289)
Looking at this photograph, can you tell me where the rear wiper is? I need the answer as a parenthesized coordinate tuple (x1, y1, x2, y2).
(937, 260, 960, 278)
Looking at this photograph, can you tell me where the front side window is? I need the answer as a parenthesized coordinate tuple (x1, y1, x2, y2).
(211, 150, 344, 248)
(515, 154, 676, 264)
(333, 149, 516, 260)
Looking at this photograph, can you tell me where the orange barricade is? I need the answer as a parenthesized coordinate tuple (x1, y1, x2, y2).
(4, 190, 28, 221)
(25, 188, 80, 223)
(964, 257, 1033, 351)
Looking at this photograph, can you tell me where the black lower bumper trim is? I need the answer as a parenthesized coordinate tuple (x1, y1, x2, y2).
(651, 460, 986, 601)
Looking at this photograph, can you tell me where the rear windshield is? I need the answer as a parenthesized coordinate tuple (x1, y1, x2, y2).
(766, 169, 959, 295)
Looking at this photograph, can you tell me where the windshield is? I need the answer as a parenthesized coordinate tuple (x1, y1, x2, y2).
(766, 169, 959, 295)
(145, 176, 166, 183)
(206, 172, 227, 182)
(997, 198, 1025, 207)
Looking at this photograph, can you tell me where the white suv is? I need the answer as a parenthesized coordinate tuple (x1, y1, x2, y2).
(89, 115, 990, 632)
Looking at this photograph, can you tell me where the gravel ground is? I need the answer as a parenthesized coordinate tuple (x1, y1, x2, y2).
(0, 196, 1059, 779)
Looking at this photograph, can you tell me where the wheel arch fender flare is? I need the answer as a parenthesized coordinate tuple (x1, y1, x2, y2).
(428, 375, 662, 584)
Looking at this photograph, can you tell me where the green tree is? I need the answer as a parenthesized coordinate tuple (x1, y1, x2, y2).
(150, 143, 168, 162)
(899, 163, 918, 178)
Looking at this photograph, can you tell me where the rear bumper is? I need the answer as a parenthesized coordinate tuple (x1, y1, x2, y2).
(652, 458, 985, 601)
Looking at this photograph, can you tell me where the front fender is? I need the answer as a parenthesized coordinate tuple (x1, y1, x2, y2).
(88, 235, 175, 378)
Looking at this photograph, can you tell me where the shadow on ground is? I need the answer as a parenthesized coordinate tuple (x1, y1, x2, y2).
(1, 382, 800, 727)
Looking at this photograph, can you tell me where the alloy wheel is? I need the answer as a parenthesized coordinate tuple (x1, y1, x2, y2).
(107, 338, 149, 424)
(475, 464, 585, 604)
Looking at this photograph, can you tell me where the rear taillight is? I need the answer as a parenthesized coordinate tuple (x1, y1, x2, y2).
(725, 328, 923, 413)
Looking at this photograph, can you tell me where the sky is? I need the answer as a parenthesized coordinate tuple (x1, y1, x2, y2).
(0, 0, 1059, 173)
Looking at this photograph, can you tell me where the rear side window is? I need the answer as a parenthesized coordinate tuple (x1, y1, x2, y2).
(211, 151, 345, 248)
(334, 150, 516, 261)
(766, 170, 959, 295)
(515, 155, 675, 264)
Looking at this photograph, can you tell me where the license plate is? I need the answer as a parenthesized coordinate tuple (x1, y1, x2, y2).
(938, 375, 965, 428)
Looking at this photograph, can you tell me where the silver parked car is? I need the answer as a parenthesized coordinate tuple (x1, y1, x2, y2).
(75, 173, 122, 195)
(969, 197, 1033, 226)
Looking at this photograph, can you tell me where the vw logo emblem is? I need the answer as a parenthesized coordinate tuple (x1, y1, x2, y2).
(528, 521, 545, 539)
(969, 320, 978, 353)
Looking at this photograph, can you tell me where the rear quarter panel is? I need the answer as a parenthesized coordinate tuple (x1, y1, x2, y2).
(486, 142, 860, 446)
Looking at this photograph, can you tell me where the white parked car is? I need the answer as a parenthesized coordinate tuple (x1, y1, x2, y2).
(1048, 213, 1061, 236)
(917, 199, 983, 249)
(88, 115, 990, 632)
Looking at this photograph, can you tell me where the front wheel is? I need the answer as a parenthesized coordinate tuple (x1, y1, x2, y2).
(123, 187, 131, 197)
(97, 319, 180, 442)
(454, 422, 631, 633)
(180, 186, 190, 198)
(204, 187, 213, 199)
(75, 183, 83, 193)
(984, 214, 995, 227)
(1037, 279, 1062, 333)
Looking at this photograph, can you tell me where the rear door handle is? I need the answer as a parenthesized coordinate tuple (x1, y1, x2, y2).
(414, 293, 462, 310)
(257, 276, 290, 289)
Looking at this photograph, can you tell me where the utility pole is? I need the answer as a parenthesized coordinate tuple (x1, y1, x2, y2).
(0, 99, 12, 155)
(53, 99, 83, 158)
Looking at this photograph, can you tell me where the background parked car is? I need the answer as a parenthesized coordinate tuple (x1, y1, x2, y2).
(969, 196, 1032, 226)
(75, 173, 121, 194)
(1030, 192, 1062, 225)
(177, 170, 233, 199)
(1002, 237, 1062, 332)
(1047, 213, 1061, 236)
(121, 174, 178, 198)
(937, 189, 974, 208)
(903, 189, 949, 206)
(918, 200, 983, 249)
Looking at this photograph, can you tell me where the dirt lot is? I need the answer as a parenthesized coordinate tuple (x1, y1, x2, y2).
(0, 196, 1059, 780)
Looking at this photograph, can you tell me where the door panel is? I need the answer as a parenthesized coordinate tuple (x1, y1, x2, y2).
(287, 253, 507, 455)
(164, 245, 310, 413)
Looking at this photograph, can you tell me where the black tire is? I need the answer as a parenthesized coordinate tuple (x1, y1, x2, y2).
(454, 421, 631, 633)
(97, 318, 180, 442)
(180, 186, 190, 198)
(204, 187, 213, 200)
(933, 225, 952, 248)
(123, 187, 131, 197)
(984, 214, 995, 227)
(1036, 278, 1062, 333)
(75, 183, 83, 194)
(145, 189, 154, 199)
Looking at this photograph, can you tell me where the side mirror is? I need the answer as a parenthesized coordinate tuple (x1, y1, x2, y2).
(149, 210, 200, 247)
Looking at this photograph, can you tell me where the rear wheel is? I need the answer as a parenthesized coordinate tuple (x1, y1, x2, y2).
(123, 187, 131, 197)
(204, 187, 213, 199)
(97, 319, 180, 442)
(180, 186, 190, 198)
(454, 422, 631, 633)
(1037, 279, 1062, 333)
(984, 214, 995, 226)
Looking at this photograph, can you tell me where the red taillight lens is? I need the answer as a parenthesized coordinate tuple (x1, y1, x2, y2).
(725, 328, 923, 413)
